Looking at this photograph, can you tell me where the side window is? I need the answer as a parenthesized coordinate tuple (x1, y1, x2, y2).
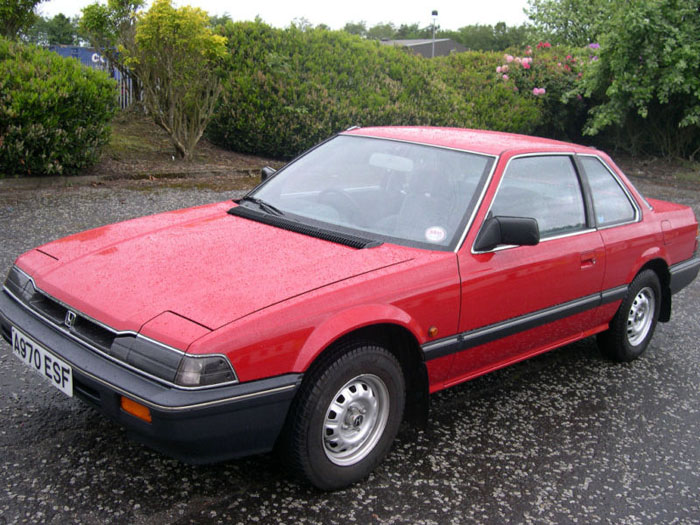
(490, 156, 586, 238)
(580, 157, 636, 226)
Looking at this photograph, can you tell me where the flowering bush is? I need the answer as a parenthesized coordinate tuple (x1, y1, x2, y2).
(494, 43, 589, 140)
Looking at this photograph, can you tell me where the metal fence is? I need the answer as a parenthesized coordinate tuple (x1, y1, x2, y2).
(116, 73, 137, 110)
(47, 45, 138, 110)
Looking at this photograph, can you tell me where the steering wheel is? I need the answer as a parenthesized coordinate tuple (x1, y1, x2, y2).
(317, 189, 365, 226)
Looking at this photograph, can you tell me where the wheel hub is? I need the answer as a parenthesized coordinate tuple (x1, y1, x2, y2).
(322, 374, 390, 466)
(626, 287, 655, 346)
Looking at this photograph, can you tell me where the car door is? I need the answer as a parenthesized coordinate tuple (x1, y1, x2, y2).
(444, 153, 606, 387)
(576, 154, 647, 292)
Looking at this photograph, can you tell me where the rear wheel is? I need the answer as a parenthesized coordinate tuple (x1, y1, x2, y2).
(598, 269, 661, 362)
(281, 341, 405, 490)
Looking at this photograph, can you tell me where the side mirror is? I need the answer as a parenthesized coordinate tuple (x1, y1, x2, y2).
(261, 166, 276, 182)
(474, 216, 540, 252)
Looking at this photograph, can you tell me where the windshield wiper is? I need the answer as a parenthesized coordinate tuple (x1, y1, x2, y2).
(238, 196, 285, 217)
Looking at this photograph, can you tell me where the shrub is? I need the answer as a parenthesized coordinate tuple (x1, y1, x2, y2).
(0, 37, 117, 177)
(492, 43, 590, 142)
(431, 51, 542, 135)
(207, 22, 543, 159)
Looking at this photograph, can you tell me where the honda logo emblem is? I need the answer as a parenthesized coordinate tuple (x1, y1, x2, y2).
(65, 310, 77, 328)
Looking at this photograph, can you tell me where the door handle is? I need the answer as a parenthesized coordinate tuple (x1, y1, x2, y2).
(581, 252, 597, 268)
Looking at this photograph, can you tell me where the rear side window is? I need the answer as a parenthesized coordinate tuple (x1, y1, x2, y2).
(490, 156, 586, 238)
(580, 156, 636, 226)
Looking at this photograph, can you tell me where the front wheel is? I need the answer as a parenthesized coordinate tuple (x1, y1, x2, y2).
(280, 342, 405, 490)
(598, 269, 661, 362)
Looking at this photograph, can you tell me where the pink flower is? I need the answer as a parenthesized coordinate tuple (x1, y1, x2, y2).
(496, 66, 502, 73)
(502, 74, 509, 81)
(515, 57, 522, 64)
(577, 94, 582, 100)
(523, 62, 531, 69)
(566, 55, 572, 60)
(501, 65, 509, 72)
(505, 54, 514, 63)
(589, 42, 600, 49)
(532, 87, 546, 96)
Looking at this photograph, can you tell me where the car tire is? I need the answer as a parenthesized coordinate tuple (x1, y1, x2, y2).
(280, 341, 405, 491)
(597, 269, 661, 362)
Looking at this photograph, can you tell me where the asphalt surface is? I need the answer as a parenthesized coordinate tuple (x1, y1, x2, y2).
(0, 179, 698, 524)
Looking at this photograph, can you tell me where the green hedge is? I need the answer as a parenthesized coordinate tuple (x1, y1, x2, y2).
(0, 38, 117, 177)
(207, 22, 543, 159)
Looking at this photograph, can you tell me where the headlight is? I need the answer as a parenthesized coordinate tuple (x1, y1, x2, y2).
(112, 336, 238, 388)
(4, 266, 36, 303)
(174, 355, 238, 387)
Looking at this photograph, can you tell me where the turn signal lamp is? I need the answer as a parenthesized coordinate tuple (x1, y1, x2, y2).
(121, 396, 152, 423)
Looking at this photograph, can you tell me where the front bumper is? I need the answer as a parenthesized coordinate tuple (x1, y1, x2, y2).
(0, 289, 301, 464)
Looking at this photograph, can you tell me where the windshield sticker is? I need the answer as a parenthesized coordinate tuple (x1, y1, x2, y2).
(425, 226, 447, 243)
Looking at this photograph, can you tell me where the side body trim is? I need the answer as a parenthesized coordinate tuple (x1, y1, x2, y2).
(422, 285, 628, 361)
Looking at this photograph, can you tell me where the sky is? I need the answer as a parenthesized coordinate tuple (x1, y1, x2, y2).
(38, 0, 531, 31)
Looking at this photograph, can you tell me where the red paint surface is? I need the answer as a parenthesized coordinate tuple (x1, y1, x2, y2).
(13, 127, 699, 388)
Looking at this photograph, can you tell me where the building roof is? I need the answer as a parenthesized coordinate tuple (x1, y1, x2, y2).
(379, 38, 467, 57)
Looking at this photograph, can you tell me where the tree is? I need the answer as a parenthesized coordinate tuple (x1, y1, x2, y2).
(28, 13, 81, 44)
(1, 0, 44, 39)
(123, 0, 227, 160)
(79, 0, 143, 73)
(209, 13, 232, 29)
(342, 21, 367, 38)
(525, 0, 617, 46)
(578, 0, 700, 157)
(395, 23, 431, 39)
(366, 22, 396, 40)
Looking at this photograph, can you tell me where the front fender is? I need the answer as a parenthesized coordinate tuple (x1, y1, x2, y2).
(292, 303, 424, 371)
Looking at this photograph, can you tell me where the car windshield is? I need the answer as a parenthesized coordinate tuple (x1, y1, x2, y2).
(250, 135, 494, 250)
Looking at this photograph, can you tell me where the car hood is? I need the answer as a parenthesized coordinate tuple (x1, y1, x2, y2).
(20, 201, 414, 332)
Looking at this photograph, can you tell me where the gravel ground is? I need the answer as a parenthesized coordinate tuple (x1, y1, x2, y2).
(0, 178, 698, 524)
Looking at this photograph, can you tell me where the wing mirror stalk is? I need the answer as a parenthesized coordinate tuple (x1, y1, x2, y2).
(474, 216, 540, 252)
(261, 166, 277, 182)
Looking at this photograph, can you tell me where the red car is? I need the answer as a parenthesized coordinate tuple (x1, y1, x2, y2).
(2, 128, 699, 490)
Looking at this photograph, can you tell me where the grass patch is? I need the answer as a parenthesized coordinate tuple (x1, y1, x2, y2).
(105, 112, 174, 161)
(672, 159, 700, 184)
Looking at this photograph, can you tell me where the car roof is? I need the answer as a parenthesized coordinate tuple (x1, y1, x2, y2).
(343, 126, 597, 156)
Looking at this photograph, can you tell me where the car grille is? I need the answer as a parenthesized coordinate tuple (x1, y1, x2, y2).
(3, 266, 184, 384)
(6, 269, 118, 354)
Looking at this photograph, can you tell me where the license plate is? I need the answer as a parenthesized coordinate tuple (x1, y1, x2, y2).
(11, 326, 73, 397)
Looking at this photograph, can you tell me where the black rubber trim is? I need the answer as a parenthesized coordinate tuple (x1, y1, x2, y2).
(601, 285, 628, 304)
(422, 286, 629, 361)
(669, 256, 700, 294)
(228, 205, 382, 249)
